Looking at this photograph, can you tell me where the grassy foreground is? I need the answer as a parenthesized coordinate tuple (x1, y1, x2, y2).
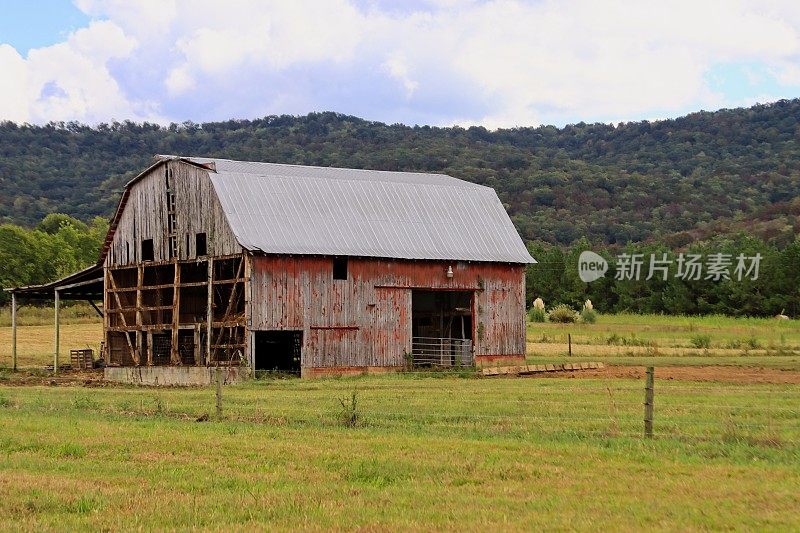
(1, 374, 799, 530)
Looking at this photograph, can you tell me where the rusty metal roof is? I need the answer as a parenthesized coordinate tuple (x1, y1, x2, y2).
(183, 156, 535, 264)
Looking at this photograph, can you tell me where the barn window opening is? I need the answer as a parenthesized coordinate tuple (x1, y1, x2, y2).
(253, 331, 302, 374)
(141, 239, 154, 262)
(195, 232, 207, 256)
(333, 257, 348, 280)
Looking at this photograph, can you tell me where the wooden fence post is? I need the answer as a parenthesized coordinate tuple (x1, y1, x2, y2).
(644, 366, 654, 438)
(568, 334, 572, 357)
(11, 292, 17, 372)
(215, 367, 223, 418)
(54, 290, 60, 375)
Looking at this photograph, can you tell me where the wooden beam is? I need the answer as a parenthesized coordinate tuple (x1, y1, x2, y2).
(243, 252, 252, 373)
(170, 261, 181, 364)
(135, 264, 145, 365)
(107, 270, 138, 365)
(87, 299, 104, 318)
(206, 257, 213, 365)
(211, 258, 244, 364)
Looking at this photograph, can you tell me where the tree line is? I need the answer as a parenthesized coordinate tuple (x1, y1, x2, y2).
(526, 235, 800, 317)
(0, 214, 107, 305)
(2, 99, 800, 247)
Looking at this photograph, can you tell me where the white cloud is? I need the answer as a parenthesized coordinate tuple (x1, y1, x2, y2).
(1, 0, 800, 126)
(382, 53, 419, 98)
(0, 45, 29, 123)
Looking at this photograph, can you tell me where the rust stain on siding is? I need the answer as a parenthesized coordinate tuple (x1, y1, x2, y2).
(250, 256, 525, 369)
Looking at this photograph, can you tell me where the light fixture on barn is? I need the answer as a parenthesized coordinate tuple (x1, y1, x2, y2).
(446, 265, 454, 278)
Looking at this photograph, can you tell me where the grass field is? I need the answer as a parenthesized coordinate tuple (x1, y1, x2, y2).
(1, 313, 800, 529)
(3, 311, 800, 369)
(1, 375, 799, 530)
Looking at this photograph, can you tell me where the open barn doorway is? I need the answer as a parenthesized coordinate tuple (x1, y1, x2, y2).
(411, 290, 474, 366)
(253, 331, 302, 374)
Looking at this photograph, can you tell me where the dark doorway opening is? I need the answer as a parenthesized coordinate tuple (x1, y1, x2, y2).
(411, 290, 474, 367)
(412, 290, 473, 339)
(254, 331, 302, 373)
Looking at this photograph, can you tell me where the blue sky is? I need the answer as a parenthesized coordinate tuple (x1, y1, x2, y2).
(1, 0, 799, 128)
(1, 1, 90, 54)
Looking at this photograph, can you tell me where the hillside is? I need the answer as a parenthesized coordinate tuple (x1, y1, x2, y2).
(2, 99, 800, 246)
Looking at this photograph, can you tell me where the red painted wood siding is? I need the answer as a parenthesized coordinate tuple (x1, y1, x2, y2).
(249, 256, 526, 368)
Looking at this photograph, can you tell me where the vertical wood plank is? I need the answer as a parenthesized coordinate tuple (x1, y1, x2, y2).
(171, 261, 181, 364)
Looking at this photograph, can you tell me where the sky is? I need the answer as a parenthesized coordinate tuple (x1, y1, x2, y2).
(1, 0, 800, 129)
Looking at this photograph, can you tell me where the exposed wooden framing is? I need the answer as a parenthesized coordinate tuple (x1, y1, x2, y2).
(107, 253, 242, 271)
(170, 259, 181, 364)
(210, 258, 244, 363)
(206, 257, 213, 366)
(107, 270, 138, 364)
(87, 300, 104, 318)
(136, 265, 144, 365)
(243, 252, 252, 372)
(103, 268, 109, 363)
(194, 324, 201, 366)
(147, 330, 153, 366)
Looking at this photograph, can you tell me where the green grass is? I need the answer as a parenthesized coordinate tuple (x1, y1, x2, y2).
(0, 374, 798, 530)
(0, 302, 100, 327)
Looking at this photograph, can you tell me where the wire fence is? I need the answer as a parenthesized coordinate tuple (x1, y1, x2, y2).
(3, 366, 798, 446)
(203, 368, 800, 445)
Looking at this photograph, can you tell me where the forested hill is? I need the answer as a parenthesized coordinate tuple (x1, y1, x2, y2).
(2, 99, 800, 246)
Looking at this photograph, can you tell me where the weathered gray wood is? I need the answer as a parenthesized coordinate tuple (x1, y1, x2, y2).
(171, 261, 181, 364)
(136, 265, 143, 364)
(106, 161, 239, 267)
(206, 257, 213, 365)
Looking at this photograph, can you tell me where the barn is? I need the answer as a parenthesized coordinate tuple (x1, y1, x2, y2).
(11, 156, 534, 383)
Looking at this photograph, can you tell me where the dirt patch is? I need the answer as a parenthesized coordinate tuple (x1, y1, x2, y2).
(544, 365, 800, 384)
(0, 369, 107, 387)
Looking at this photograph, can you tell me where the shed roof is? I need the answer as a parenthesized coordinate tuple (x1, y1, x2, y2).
(173, 156, 535, 264)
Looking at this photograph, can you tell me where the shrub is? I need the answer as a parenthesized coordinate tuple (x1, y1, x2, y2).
(528, 307, 546, 323)
(580, 308, 597, 324)
(548, 304, 577, 323)
(338, 390, 362, 428)
(690, 334, 711, 349)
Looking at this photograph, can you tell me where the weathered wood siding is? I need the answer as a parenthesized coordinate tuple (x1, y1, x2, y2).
(249, 256, 526, 368)
(105, 161, 239, 267)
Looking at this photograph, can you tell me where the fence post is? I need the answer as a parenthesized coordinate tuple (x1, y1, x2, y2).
(568, 334, 572, 357)
(215, 367, 223, 418)
(11, 292, 17, 372)
(644, 366, 654, 438)
(54, 289, 60, 375)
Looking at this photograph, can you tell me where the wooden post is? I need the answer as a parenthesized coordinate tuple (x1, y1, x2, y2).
(568, 334, 572, 357)
(215, 367, 223, 418)
(171, 261, 181, 364)
(11, 292, 17, 372)
(54, 290, 60, 375)
(136, 264, 143, 364)
(644, 366, 654, 438)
